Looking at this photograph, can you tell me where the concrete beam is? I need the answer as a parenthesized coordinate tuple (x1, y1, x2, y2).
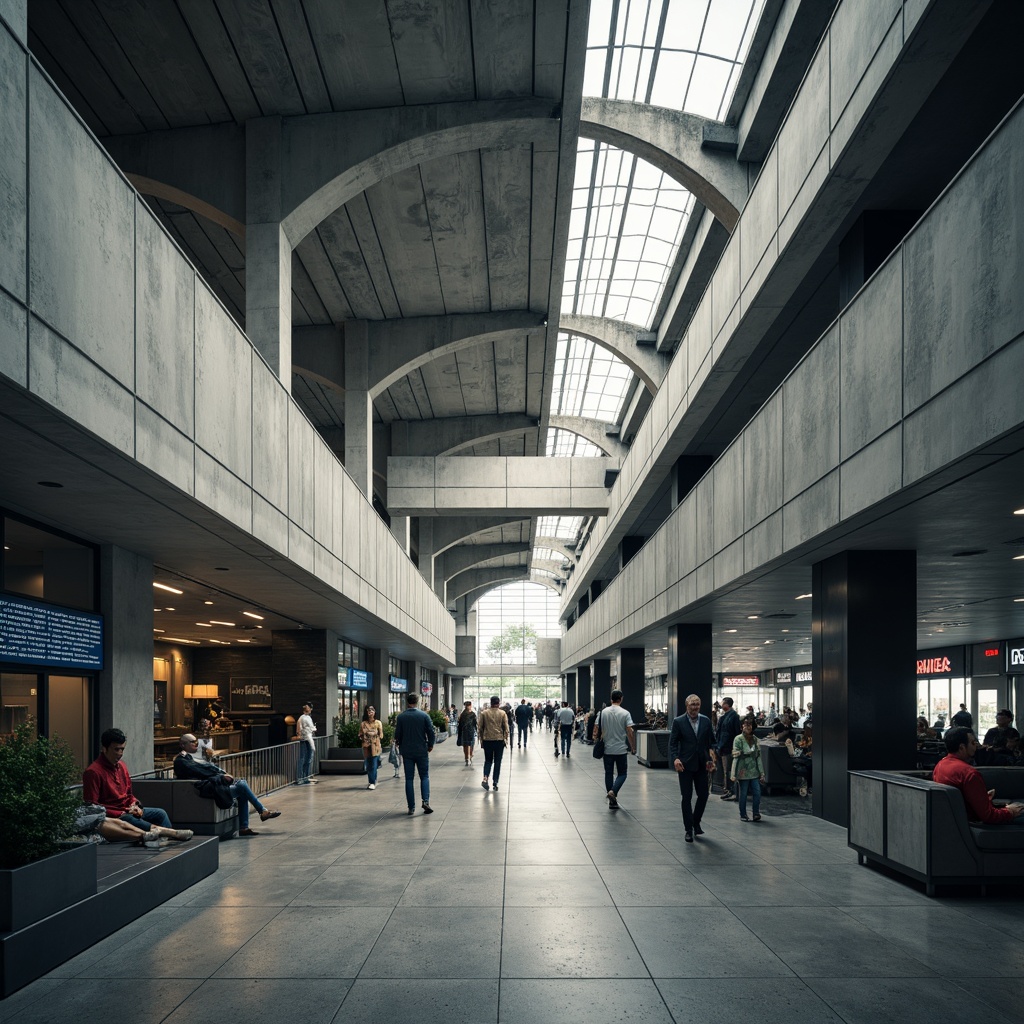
(392, 414, 538, 457)
(388, 457, 614, 516)
(559, 313, 668, 392)
(534, 537, 576, 561)
(446, 566, 529, 604)
(618, 380, 653, 446)
(580, 98, 751, 232)
(549, 415, 628, 458)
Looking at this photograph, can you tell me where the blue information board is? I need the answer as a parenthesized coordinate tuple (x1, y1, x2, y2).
(348, 668, 372, 690)
(0, 593, 104, 670)
(389, 674, 408, 692)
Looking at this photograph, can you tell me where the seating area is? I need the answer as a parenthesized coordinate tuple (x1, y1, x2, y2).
(849, 768, 1024, 896)
(131, 780, 239, 838)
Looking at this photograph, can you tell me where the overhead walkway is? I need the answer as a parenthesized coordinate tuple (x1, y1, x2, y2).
(5, 744, 1023, 1021)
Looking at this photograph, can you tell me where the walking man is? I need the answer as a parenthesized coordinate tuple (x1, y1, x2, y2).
(716, 697, 741, 800)
(668, 694, 717, 842)
(478, 695, 510, 790)
(514, 698, 533, 748)
(393, 693, 435, 815)
(556, 701, 576, 757)
(598, 689, 635, 809)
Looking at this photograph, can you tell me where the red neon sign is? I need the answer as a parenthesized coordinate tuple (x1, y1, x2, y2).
(917, 656, 951, 675)
(984, 648, 999, 658)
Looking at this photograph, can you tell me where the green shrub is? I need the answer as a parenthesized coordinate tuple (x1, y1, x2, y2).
(0, 721, 81, 869)
(337, 718, 394, 748)
(428, 709, 448, 732)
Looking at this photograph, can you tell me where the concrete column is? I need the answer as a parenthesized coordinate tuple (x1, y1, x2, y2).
(593, 658, 612, 709)
(98, 546, 153, 768)
(343, 320, 373, 498)
(367, 647, 389, 721)
(618, 648, 645, 717)
(813, 551, 917, 827)
(450, 677, 465, 708)
(416, 517, 436, 589)
(245, 117, 292, 384)
(565, 672, 577, 707)
(667, 624, 711, 719)
(576, 665, 591, 708)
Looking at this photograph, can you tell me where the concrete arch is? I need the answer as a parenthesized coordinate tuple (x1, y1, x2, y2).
(462, 575, 562, 611)
(534, 537, 576, 561)
(438, 543, 530, 581)
(559, 313, 668, 392)
(282, 98, 559, 246)
(432, 517, 528, 558)
(579, 98, 749, 232)
(127, 174, 245, 237)
(548, 415, 626, 458)
(362, 311, 547, 396)
(446, 566, 529, 604)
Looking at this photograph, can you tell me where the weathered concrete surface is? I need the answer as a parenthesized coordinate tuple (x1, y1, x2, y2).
(0, 21, 25, 303)
(580, 98, 751, 231)
(388, 457, 614, 516)
(549, 415, 627, 458)
(446, 565, 529, 604)
(559, 313, 669, 392)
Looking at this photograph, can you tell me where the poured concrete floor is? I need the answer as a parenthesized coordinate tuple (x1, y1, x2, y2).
(5, 734, 1024, 1022)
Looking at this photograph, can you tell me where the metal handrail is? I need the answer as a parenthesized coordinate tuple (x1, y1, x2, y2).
(133, 736, 331, 798)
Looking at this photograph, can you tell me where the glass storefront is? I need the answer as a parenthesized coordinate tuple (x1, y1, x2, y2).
(337, 640, 369, 724)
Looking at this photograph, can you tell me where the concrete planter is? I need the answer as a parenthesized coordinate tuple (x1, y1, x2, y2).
(0, 842, 97, 932)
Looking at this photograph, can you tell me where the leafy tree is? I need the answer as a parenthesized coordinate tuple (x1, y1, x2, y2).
(484, 623, 539, 662)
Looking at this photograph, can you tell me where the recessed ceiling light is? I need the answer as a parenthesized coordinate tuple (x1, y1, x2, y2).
(1015, 555, 1024, 561)
(153, 628, 164, 633)
(153, 582, 183, 595)
(1014, 508, 1024, 515)
(747, 615, 759, 620)
(209, 620, 235, 627)
(1015, 598, 1024, 603)
(153, 608, 161, 612)
(795, 593, 812, 600)
(204, 600, 214, 606)
(781, 629, 789, 633)
(161, 636, 200, 645)
(196, 622, 212, 627)
(725, 629, 737, 633)
(243, 611, 264, 620)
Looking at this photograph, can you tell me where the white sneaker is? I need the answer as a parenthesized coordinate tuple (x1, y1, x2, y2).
(368, 783, 376, 790)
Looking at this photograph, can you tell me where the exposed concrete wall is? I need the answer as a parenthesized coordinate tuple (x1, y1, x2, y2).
(562, 93, 1024, 667)
(0, 0, 24, 45)
(388, 457, 614, 516)
(1, 47, 454, 665)
(560, 0, 989, 616)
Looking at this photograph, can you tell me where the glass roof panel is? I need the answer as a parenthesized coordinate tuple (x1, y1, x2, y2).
(537, 515, 584, 541)
(546, 428, 605, 458)
(550, 332, 633, 423)
(564, 0, 765, 328)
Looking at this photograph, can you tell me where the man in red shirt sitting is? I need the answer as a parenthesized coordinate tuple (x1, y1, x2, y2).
(82, 728, 192, 841)
(933, 726, 1024, 826)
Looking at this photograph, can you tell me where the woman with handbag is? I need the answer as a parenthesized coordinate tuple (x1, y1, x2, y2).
(730, 717, 766, 821)
(360, 705, 384, 790)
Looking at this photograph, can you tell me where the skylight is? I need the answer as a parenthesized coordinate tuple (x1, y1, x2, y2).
(537, 516, 584, 542)
(550, 333, 633, 423)
(546, 428, 606, 458)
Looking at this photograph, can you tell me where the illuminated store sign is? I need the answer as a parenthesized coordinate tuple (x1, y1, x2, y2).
(776, 669, 792, 684)
(389, 675, 408, 692)
(795, 669, 812, 683)
(347, 668, 372, 690)
(917, 656, 951, 675)
(0, 593, 103, 671)
(722, 675, 761, 687)
(916, 647, 963, 677)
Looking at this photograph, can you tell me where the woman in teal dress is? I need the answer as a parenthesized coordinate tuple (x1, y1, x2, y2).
(730, 717, 766, 821)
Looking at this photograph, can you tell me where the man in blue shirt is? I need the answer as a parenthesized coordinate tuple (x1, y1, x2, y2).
(393, 693, 435, 815)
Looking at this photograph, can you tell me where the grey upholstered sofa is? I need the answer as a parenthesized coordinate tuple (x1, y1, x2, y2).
(131, 779, 239, 838)
(848, 768, 1024, 895)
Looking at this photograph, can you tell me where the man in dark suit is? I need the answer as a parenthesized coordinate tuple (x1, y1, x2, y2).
(669, 693, 717, 842)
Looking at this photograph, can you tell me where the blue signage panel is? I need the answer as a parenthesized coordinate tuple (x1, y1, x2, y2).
(348, 668, 372, 690)
(0, 593, 104, 670)
(389, 674, 408, 693)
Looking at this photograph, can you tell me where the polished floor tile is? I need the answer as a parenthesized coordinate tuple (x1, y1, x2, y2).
(12, 738, 1024, 1022)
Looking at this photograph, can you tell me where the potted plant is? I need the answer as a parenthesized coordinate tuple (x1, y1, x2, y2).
(0, 722, 97, 932)
(428, 708, 449, 743)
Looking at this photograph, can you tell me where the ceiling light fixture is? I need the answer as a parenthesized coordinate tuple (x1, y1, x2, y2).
(1015, 555, 1024, 561)
(242, 611, 264, 620)
(161, 636, 200, 645)
(153, 628, 164, 633)
(795, 593, 812, 600)
(153, 582, 183, 595)
(195, 622, 212, 627)
(204, 600, 214, 606)
(725, 629, 737, 633)
(209, 620, 235, 627)
(1014, 508, 1024, 516)
(747, 615, 759, 620)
